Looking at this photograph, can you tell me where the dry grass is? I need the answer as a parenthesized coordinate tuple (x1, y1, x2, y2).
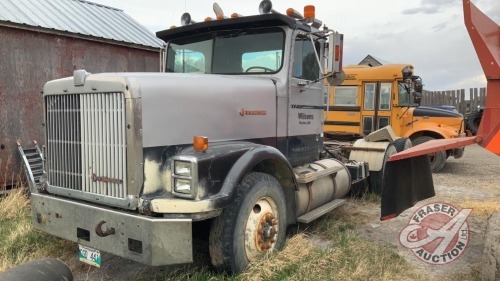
(0, 188, 75, 272)
(459, 200, 500, 217)
(0, 188, 30, 219)
(238, 203, 422, 281)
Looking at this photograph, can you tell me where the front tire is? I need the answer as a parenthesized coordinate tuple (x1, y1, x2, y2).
(209, 172, 287, 274)
(412, 136, 447, 172)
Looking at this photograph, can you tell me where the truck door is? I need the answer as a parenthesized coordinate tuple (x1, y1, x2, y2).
(287, 33, 324, 166)
(362, 82, 392, 135)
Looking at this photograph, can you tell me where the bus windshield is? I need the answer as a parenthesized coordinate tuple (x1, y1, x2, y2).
(398, 81, 420, 107)
(165, 27, 284, 74)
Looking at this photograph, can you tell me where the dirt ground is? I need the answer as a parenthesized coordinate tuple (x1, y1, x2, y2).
(356, 144, 500, 279)
(71, 144, 499, 280)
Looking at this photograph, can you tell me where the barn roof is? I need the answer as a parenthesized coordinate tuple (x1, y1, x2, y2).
(0, 0, 164, 50)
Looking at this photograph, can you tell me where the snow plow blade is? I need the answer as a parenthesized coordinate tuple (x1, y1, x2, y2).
(380, 155, 435, 220)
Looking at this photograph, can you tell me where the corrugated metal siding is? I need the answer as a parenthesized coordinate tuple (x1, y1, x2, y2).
(0, 0, 164, 49)
(0, 26, 160, 187)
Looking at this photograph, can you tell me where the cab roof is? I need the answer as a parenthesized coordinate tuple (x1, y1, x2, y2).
(156, 13, 311, 42)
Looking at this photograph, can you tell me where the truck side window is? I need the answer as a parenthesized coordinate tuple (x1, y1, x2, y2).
(364, 83, 376, 110)
(379, 83, 392, 110)
(293, 37, 320, 81)
(333, 86, 357, 106)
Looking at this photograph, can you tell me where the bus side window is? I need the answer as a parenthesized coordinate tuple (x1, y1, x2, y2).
(334, 86, 357, 105)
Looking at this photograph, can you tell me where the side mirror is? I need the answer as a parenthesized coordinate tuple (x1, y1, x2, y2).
(327, 70, 345, 86)
(327, 32, 343, 75)
(414, 78, 423, 93)
(412, 90, 422, 106)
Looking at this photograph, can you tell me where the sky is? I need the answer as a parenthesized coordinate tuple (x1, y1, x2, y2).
(92, 0, 499, 91)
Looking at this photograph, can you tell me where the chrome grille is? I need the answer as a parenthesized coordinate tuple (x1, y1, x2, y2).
(45, 93, 127, 198)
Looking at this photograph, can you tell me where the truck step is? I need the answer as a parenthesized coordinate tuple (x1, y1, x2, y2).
(296, 199, 346, 223)
(17, 141, 44, 192)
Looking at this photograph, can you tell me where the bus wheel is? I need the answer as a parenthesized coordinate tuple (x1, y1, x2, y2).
(412, 136, 447, 172)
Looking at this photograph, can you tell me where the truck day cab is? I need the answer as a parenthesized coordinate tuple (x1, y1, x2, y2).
(31, 1, 435, 274)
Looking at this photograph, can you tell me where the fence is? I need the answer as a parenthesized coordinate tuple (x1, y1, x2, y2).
(421, 87, 486, 116)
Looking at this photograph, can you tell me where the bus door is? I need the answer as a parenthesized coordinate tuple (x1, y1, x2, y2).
(362, 82, 392, 135)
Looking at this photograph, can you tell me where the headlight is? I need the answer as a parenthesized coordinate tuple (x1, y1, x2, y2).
(174, 161, 191, 176)
(171, 156, 198, 199)
(174, 178, 191, 194)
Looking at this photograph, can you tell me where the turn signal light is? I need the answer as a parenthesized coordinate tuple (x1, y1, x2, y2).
(194, 136, 208, 151)
(304, 5, 315, 19)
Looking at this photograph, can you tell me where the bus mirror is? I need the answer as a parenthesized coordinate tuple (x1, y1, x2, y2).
(327, 70, 345, 86)
(412, 90, 422, 106)
(414, 78, 423, 93)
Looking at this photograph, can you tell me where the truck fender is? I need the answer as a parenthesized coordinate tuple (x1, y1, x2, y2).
(348, 139, 392, 172)
(218, 145, 298, 224)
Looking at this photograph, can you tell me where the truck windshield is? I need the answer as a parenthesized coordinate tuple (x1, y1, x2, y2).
(166, 27, 284, 74)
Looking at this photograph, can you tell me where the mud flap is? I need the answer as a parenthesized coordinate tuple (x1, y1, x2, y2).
(380, 155, 435, 220)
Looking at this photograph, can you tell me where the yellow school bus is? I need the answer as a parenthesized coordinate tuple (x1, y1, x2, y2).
(324, 64, 465, 172)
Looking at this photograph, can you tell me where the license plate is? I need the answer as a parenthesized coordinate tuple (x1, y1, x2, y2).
(78, 244, 101, 268)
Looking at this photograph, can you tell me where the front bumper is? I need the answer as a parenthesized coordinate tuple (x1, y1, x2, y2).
(31, 193, 193, 266)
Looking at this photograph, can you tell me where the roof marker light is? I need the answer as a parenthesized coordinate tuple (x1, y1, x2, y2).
(304, 5, 315, 19)
(286, 8, 303, 19)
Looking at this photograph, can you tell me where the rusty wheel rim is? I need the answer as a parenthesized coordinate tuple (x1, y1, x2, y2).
(244, 196, 279, 261)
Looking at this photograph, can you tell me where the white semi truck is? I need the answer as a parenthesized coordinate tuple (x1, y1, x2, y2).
(30, 1, 435, 274)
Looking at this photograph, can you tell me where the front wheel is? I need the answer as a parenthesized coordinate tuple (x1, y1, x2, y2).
(412, 136, 447, 172)
(209, 172, 287, 274)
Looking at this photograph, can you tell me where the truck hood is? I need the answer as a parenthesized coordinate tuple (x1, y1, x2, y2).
(99, 72, 278, 148)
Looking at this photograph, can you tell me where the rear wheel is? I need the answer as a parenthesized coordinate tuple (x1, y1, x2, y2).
(394, 137, 412, 152)
(209, 172, 287, 274)
(412, 136, 447, 172)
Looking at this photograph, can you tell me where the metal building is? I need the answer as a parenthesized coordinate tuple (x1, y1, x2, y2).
(0, 0, 164, 187)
